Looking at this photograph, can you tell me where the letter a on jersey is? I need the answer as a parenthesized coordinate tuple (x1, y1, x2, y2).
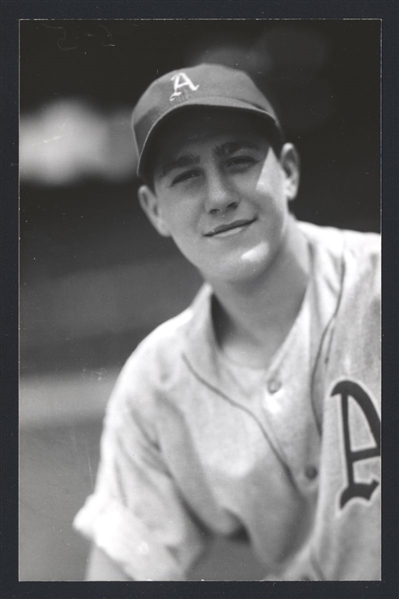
(332, 380, 380, 509)
(170, 73, 200, 101)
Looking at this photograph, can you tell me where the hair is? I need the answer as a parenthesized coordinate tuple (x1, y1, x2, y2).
(139, 108, 285, 191)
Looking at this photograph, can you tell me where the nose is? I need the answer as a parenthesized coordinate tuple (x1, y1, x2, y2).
(204, 170, 239, 215)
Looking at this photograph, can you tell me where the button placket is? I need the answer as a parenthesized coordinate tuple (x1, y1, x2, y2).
(304, 465, 318, 481)
(262, 377, 283, 415)
(267, 378, 282, 394)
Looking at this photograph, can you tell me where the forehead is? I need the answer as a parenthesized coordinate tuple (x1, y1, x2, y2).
(152, 108, 269, 162)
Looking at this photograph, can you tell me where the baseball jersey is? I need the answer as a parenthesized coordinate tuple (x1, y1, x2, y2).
(73, 221, 381, 581)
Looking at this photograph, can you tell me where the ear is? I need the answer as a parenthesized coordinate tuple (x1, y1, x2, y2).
(279, 143, 301, 202)
(138, 185, 171, 237)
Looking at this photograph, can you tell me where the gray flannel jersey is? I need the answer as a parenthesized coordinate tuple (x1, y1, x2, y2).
(74, 221, 381, 580)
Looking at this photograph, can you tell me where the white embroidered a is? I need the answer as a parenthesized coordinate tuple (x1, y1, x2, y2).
(170, 73, 200, 101)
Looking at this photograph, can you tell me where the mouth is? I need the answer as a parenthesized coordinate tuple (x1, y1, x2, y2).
(204, 218, 256, 237)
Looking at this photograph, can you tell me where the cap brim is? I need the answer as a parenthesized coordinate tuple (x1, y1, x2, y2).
(137, 98, 281, 178)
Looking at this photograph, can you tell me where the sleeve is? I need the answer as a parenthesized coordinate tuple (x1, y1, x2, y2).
(73, 355, 210, 581)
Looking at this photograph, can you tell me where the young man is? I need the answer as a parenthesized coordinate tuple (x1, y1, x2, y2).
(74, 64, 381, 581)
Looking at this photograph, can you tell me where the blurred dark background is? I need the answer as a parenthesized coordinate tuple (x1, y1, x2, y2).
(19, 19, 380, 580)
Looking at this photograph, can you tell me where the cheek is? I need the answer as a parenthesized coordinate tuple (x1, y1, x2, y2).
(162, 196, 200, 228)
(157, 202, 181, 230)
(255, 184, 287, 217)
(158, 203, 201, 255)
(256, 179, 288, 227)
(255, 159, 285, 199)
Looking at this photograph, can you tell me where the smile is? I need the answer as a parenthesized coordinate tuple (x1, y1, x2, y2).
(204, 218, 256, 237)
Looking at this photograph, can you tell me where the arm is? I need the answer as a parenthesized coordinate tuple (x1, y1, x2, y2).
(85, 544, 132, 581)
(74, 352, 210, 581)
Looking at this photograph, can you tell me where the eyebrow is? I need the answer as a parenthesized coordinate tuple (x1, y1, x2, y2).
(214, 141, 261, 157)
(158, 141, 262, 180)
(160, 154, 200, 179)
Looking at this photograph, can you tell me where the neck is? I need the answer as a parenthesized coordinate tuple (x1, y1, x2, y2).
(210, 218, 310, 368)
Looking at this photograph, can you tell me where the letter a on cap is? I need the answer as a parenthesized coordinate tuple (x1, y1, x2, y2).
(170, 72, 200, 101)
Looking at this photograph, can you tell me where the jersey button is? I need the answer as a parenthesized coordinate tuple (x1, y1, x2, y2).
(305, 465, 318, 480)
(267, 379, 281, 394)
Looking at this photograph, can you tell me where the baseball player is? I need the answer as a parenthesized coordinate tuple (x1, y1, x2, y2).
(74, 64, 381, 581)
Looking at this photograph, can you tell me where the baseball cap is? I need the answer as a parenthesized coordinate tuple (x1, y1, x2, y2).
(132, 63, 283, 177)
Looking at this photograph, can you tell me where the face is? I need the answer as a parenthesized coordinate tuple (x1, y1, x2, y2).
(138, 109, 300, 286)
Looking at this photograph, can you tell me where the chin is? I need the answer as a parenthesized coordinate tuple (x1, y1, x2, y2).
(239, 240, 277, 273)
(192, 242, 277, 286)
(240, 241, 271, 264)
(210, 255, 273, 286)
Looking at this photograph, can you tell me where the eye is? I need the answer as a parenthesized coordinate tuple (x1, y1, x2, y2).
(226, 156, 257, 169)
(172, 170, 200, 185)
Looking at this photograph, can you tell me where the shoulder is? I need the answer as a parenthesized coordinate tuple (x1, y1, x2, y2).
(299, 220, 380, 255)
(303, 222, 380, 356)
(299, 220, 380, 283)
(131, 284, 211, 368)
(304, 223, 381, 409)
(108, 284, 211, 410)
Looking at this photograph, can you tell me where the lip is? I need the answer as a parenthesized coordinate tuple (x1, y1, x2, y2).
(204, 218, 256, 237)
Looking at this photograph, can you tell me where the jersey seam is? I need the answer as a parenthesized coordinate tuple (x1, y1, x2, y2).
(310, 246, 347, 436)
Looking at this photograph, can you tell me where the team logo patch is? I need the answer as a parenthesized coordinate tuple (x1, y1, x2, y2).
(332, 380, 380, 509)
(170, 72, 200, 102)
